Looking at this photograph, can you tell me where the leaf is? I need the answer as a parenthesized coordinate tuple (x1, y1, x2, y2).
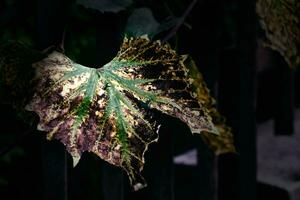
(256, 0, 300, 68)
(26, 36, 218, 190)
(0, 42, 43, 123)
(76, 0, 132, 13)
(185, 57, 236, 154)
(125, 7, 180, 39)
(0, 42, 38, 101)
(125, 8, 160, 38)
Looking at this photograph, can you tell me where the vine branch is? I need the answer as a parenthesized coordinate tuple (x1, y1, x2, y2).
(162, 0, 198, 43)
(59, 28, 67, 52)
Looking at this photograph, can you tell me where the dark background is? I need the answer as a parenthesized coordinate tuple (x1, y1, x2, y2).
(0, 0, 299, 200)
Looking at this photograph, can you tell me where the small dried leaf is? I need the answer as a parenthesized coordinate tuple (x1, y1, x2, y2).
(185, 57, 236, 155)
(256, 0, 300, 68)
(26, 37, 219, 190)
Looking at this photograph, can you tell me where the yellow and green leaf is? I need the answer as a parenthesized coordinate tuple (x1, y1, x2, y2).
(26, 37, 222, 190)
(256, 0, 300, 68)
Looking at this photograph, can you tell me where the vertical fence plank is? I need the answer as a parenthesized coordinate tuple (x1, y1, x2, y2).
(41, 142, 68, 200)
(273, 55, 295, 135)
(197, 140, 215, 200)
(143, 122, 174, 200)
(194, 1, 220, 199)
(175, 1, 221, 198)
(236, 1, 257, 199)
(100, 162, 125, 200)
(218, 0, 257, 200)
(37, 0, 69, 199)
(127, 116, 174, 200)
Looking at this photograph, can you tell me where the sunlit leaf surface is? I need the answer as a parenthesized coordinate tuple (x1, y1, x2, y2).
(26, 37, 219, 190)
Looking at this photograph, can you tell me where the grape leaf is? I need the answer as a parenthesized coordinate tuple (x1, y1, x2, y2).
(256, 0, 300, 68)
(125, 8, 160, 38)
(185, 57, 235, 154)
(0, 42, 43, 123)
(125, 7, 180, 39)
(25, 36, 219, 190)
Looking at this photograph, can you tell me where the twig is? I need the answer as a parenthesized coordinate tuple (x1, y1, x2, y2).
(0, 128, 34, 157)
(59, 28, 67, 53)
(162, 0, 198, 43)
(42, 28, 66, 54)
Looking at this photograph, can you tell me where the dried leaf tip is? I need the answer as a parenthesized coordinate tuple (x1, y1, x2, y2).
(72, 155, 81, 167)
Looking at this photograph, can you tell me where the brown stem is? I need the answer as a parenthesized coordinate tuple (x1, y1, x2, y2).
(59, 28, 67, 52)
(162, 0, 198, 43)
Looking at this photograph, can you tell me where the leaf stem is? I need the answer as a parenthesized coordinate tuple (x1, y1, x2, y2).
(59, 27, 67, 52)
(162, 0, 198, 43)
